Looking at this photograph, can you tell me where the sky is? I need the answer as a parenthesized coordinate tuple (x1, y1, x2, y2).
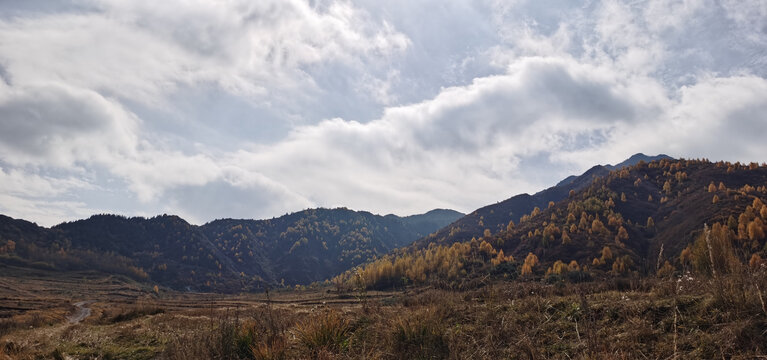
(0, 0, 766, 226)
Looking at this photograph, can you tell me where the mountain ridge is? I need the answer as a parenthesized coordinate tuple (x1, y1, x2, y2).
(0, 207, 463, 291)
(414, 153, 673, 248)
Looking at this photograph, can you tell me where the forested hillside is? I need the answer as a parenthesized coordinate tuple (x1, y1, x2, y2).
(0, 208, 462, 291)
(338, 158, 767, 290)
(415, 153, 671, 248)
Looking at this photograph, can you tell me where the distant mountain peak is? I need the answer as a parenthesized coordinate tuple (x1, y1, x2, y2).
(606, 153, 673, 170)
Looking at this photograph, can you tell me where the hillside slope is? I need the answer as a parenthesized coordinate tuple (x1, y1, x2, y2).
(416, 153, 671, 248)
(341, 158, 767, 289)
(0, 208, 462, 291)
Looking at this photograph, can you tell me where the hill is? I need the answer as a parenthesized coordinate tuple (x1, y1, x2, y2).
(414, 153, 672, 248)
(339, 158, 767, 290)
(0, 208, 462, 291)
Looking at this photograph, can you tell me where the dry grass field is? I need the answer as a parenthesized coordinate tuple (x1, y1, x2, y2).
(2, 260, 767, 360)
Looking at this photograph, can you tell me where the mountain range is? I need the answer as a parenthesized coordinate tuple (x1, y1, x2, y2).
(340, 156, 767, 290)
(0, 208, 462, 291)
(5, 153, 766, 293)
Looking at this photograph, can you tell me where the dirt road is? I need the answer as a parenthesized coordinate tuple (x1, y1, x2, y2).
(68, 300, 95, 323)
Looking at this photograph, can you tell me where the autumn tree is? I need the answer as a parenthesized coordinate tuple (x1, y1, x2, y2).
(546, 260, 568, 276)
(727, 215, 738, 232)
(542, 223, 560, 246)
(600, 246, 613, 264)
(708, 182, 717, 192)
(591, 217, 608, 236)
(646, 217, 655, 228)
(521, 252, 539, 276)
(747, 218, 765, 241)
(612, 255, 633, 275)
(663, 180, 672, 194)
(479, 240, 496, 258)
(578, 212, 589, 230)
(567, 260, 580, 272)
(506, 220, 515, 232)
(615, 226, 629, 245)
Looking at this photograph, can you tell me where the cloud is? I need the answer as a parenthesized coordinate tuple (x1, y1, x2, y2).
(222, 57, 665, 215)
(0, 0, 410, 110)
(0, 83, 138, 166)
(0, 0, 766, 226)
(0, 166, 96, 226)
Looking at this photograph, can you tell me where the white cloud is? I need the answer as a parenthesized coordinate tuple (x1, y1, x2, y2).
(0, 0, 766, 225)
(0, 0, 410, 108)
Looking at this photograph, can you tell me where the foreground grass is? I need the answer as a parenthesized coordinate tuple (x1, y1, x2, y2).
(1, 274, 766, 359)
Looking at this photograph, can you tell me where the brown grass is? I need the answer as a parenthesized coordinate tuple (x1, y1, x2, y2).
(1, 269, 766, 359)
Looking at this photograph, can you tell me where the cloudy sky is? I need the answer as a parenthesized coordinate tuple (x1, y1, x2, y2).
(0, 0, 766, 226)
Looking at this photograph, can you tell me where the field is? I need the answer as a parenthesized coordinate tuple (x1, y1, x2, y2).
(1, 263, 766, 359)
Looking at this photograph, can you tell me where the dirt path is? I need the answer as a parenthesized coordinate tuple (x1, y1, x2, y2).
(68, 300, 95, 323)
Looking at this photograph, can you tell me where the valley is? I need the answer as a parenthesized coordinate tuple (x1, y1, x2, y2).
(1, 156, 767, 359)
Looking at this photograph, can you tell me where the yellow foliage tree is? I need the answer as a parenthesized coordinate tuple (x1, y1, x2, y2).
(663, 180, 672, 194)
(747, 218, 765, 241)
(521, 253, 539, 276)
(600, 246, 613, 263)
(566, 213, 576, 224)
(591, 218, 607, 236)
(611, 255, 633, 275)
(615, 226, 629, 245)
(546, 260, 568, 276)
(568, 260, 580, 272)
(579, 212, 589, 230)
